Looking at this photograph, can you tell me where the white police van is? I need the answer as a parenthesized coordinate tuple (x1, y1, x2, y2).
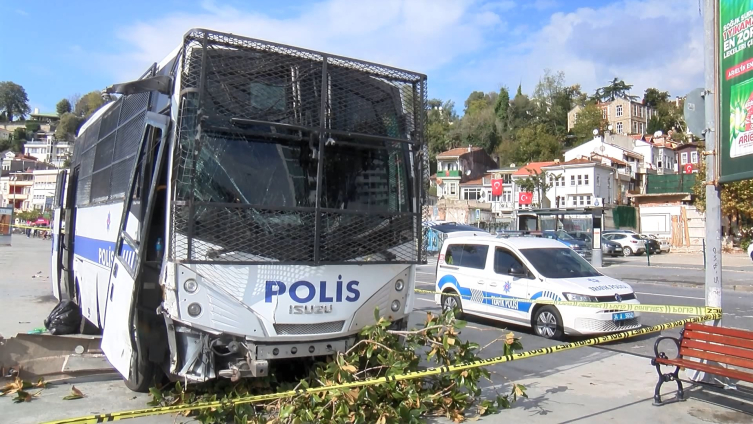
(434, 236, 641, 340)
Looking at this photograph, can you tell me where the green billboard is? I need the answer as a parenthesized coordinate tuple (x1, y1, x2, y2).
(720, 0, 753, 182)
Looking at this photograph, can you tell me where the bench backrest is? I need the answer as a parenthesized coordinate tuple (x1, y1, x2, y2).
(680, 323, 753, 370)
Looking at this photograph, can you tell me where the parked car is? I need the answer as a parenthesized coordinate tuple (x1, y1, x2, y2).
(643, 234, 671, 253)
(639, 236, 661, 255)
(435, 236, 641, 340)
(601, 238, 623, 257)
(603, 233, 646, 256)
(748, 243, 753, 261)
(542, 230, 591, 259)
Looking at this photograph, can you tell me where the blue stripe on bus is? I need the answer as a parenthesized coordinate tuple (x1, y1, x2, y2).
(74, 235, 137, 270)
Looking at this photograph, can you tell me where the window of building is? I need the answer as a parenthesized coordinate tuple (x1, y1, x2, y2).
(691, 151, 699, 164)
(571, 197, 577, 206)
(596, 175, 600, 186)
(463, 188, 481, 200)
(577, 175, 582, 185)
(449, 183, 457, 195)
(571, 175, 575, 186)
(602, 109, 606, 119)
(584, 175, 589, 185)
(616, 105, 623, 117)
(616, 122, 623, 133)
(579, 196, 584, 206)
(586, 195, 592, 206)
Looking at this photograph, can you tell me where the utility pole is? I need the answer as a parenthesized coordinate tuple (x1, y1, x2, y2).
(703, 0, 722, 325)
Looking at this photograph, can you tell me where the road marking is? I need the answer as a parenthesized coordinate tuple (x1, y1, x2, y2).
(635, 292, 704, 300)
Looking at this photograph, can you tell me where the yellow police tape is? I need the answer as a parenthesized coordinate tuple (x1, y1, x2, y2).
(414, 288, 722, 316)
(42, 312, 721, 424)
(10, 224, 51, 231)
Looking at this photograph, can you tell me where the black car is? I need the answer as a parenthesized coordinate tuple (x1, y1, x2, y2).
(639, 235, 661, 254)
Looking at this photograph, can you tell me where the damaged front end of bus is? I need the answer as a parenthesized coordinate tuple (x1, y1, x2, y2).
(156, 28, 430, 383)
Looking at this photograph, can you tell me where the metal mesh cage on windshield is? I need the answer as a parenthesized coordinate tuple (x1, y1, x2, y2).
(170, 29, 428, 265)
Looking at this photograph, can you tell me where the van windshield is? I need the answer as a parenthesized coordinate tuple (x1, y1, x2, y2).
(519, 247, 601, 279)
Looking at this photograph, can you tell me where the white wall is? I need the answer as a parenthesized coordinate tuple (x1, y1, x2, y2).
(543, 164, 619, 207)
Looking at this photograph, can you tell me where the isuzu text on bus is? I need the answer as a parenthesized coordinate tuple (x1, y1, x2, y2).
(49, 28, 429, 391)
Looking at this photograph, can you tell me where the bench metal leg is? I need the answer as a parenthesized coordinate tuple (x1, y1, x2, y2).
(652, 361, 685, 406)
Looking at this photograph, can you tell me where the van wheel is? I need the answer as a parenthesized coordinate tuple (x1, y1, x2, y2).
(533, 306, 564, 340)
(441, 291, 464, 319)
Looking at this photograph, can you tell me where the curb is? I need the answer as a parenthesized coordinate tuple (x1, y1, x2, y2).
(620, 278, 753, 292)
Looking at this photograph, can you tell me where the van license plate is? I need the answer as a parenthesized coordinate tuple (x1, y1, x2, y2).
(612, 312, 634, 321)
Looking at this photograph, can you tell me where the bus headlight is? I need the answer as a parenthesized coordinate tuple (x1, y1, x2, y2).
(395, 279, 405, 291)
(391, 300, 401, 312)
(187, 302, 202, 317)
(184, 279, 198, 293)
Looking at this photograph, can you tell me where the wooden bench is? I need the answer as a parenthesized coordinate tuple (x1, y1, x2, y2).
(651, 322, 753, 405)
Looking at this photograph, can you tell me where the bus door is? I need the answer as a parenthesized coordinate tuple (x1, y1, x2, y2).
(101, 112, 169, 378)
(51, 169, 68, 300)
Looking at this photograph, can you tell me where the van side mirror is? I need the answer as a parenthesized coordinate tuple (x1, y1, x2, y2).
(509, 264, 527, 277)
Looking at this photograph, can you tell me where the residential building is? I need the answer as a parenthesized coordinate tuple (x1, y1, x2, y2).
(510, 161, 556, 210)
(435, 146, 498, 200)
(24, 133, 72, 168)
(632, 136, 677, 175)
(31, 169, 62, 212)
(0, 151, 56, 177)
(0, 128, 10, 141)
(542, 159, 622, 209)
(28, 109, 60, 125)
(567, 97, 656, 135)
(0, 171, 34, 210)
(675, 142, 701, 173)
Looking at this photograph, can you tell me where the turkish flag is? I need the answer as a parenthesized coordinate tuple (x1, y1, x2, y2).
(491, 179, 503, 196)
(519, 192, 533, 205)
(683, 163, 693, 174)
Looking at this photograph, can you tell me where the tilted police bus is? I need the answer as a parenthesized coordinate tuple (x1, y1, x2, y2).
(50, 28, 429, 391)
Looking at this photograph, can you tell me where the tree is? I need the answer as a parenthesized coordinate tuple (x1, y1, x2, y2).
(10, 128, 27, 152)
(493, 87, 510, 129)
(507, 85, 535, 135)
(595, 78, 638, 102)
(0, 81, 31, 122)
(463, 91, 498, 116)
(55, 112, 85, 141)
(56, 99, 72, 115)
(693, 156, 753, 240)
(450, 107, 500, 154)
(74, 91, 105, 119)
(517, 169, 552, 208)
(62, 158, 71, 169)
(426, 99, 458, 166)
(643, 88, 670, 108)
(570, 103, 606, 145)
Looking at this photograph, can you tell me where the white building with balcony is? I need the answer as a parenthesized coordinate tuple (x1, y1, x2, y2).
(31, 169, 61, 211)
(24, 134, 72, 168)
(541, 159, 621, 209)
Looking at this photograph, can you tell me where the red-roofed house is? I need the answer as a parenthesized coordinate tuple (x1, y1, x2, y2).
(511, 161, 556, 209)
(435, 145, 498, 200)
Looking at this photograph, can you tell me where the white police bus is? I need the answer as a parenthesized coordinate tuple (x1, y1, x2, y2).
(50, 28, 428, 391)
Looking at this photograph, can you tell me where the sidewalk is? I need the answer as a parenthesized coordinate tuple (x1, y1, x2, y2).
(461, 349, 753, 424)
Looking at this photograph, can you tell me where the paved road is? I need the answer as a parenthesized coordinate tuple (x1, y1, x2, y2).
(3, 238, 753, 423)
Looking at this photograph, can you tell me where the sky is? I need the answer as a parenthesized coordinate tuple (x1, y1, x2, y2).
(0, 0, 705, 116)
